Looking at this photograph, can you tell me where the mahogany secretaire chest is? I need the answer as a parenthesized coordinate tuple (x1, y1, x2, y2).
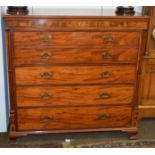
(3, 13, 149, 141)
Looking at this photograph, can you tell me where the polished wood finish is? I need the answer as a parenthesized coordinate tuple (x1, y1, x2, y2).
(4, 13, 149, 141)
(15, 47, 138, 65)
(16, 85, 134, 107)
(14, 31, 140, 47)
(139, 7, 155, 118)
(17, 106, 132, 131)
(4, 15, 148, 31)
(15, 65, 136, 85)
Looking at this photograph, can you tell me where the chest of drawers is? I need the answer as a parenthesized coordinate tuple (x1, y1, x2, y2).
(4, 14, 149, 142)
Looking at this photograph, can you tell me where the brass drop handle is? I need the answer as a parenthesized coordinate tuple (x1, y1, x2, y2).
(39, 52, 52, 59)
(97, 114, 111, 120)
(101, 71, 112, 78)
(152, 28, 155, 39)
(41, 115, 54, 121)
(40, 72, 53, 79)
(102, 35, 114, 42)
(100, 92, 112, 99)
(101, 52, 113, 59)
(39, 35, 53, 41)
(40, 93, 53, 100)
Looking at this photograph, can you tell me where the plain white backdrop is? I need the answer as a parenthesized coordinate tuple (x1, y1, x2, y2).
(0, 6, 8, 132)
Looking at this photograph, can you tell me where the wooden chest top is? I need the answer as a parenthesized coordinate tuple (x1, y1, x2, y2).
(4, 15, 149, 31)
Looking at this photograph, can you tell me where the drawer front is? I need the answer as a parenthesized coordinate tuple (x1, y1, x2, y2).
(15, 48, 138, 65)
(16, 85, 134, 107)
(15, 66, 136, 85)
(17, 106, 132, 131)
(14, 32, 140, 47)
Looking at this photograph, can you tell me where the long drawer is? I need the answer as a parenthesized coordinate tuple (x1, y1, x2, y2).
(15, 47, 138, 65)
(15, 65, 136, 85)
(14, 32, 140, 47)
(17, 106, 132, 131)
(16, 85, 134, 107)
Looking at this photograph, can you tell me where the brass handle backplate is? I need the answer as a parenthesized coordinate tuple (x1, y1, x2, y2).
(102, 35, 114, 42)
(101, 52, 113, 59)
(152, 28, 155, 39)
(101, 71, 112, 78)
(100, 92, 112, 99)
(40, 93, 53, 100)
(39, 35, 53, 41)
(39, 52, 52, 59)
(41, 115, 54, 121)
(97, 114, 111, 120)
(40, 72, 53, 79)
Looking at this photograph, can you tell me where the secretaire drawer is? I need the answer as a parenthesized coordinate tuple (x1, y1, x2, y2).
(15, 65, 136, 85)
(17, 106, 132, 131)
(14, 31, 140, 47)
(15, 47, 138, 65)
(16, 85, 134, 107)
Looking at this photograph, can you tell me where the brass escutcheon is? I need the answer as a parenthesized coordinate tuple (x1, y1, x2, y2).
(39, 52, 52, 59)
(40, 72, 53, 79)
(102, 35, 114, 42)
(100, 92, 112, 99)
(40, 93, 53, 100)
(39, 35, 53, 41)
(97, 114, 111, 120)
(41, 115, 54, 121)
(101, 52, 113, 58)
(101, 71, 112, 78)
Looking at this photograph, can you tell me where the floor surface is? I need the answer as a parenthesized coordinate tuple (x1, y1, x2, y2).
(0, 119, 155, 147)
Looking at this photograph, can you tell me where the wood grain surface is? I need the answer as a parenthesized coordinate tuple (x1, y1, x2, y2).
(15, 47, 138, 65)
(17, 106, 132, 130)
(3, 14, 149, 140)
(4, 17, 149, 30)
(15, 65, 136, 85)
(16, 85, 134, 107)
(14, 32, 140, 47)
